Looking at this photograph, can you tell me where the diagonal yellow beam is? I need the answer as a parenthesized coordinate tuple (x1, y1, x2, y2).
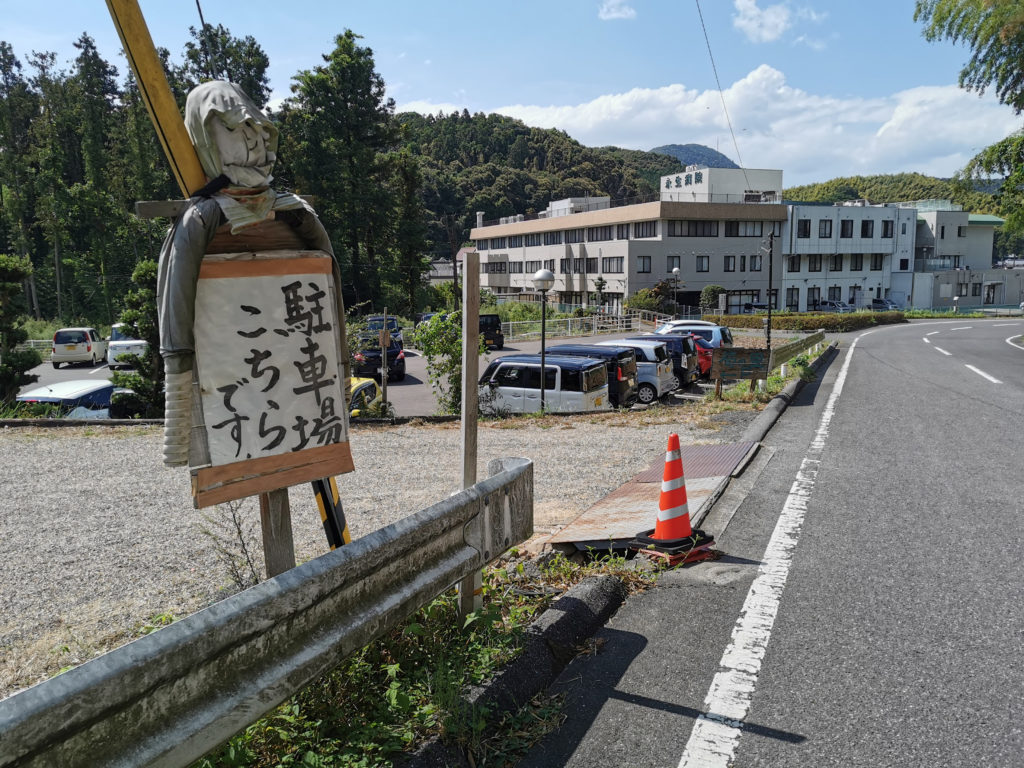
(106, 0, 206, 197)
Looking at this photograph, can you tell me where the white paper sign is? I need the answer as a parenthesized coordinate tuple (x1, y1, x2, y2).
(194, 268, 347, 466)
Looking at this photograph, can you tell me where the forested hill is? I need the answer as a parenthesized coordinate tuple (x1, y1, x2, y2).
(783, 172, 1000, 213)
(650, 143, 740, 170)
(397, 111, 684, 236)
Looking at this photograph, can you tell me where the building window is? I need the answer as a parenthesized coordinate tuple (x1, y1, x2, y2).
(882, 220, 894, 238)
(525, 260, 542, 272)
(725, 221, 763, 237)
(787, 255, 800, 273)
(559, 258, 572, 274)
(861, 220, 874, 238)
(602, 257, 624, 273)
(901, 222, 907, 235)
(786, 286, 800, 311)
(750, 254, 762, 271)
(740, 254, 747, 272)
(958, 226, 968, 237)
(667, 254, 680, 272)
(972, 282, 982, 296)
(509, 261, 524, 273)
(544, 259, 555, 271)
(957, 281, 969, 295)
(769, 221, 782, 237)
(490, 237, 506, 249)
(849, 285, 861, 304)
(587, 226, 613, 242)
(724, 255, 736, 272)
(616, 223, 631, 240)
(899, 258, 909, 270)
(819, 220, 832, 238)
(696, 254, 709, 272)
(586, 257, 598, 272)
(637, 255, 651, 273)
(808, 254, 822, 272)
(508, 235, 523, 248)
(477, 240, 488, 251)
(807, 286, 821, 309)
(525, 233, 542, 247)
(543, 231, 563, 246)
(830, 254, 843, 271)
(871, 253, 884, 270)
(668, 220, 719, 237)
(840, 220, 853, 238)
(565, 228, 585, 244)
(940, 225, 946, 239)
(797, 219, 811, 238)
(828, 286, 841, 301)
(633, 221, 657, 238)
(851, 253, 864, 271)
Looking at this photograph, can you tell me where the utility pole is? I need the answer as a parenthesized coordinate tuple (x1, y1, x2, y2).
(766, 231, 774, 350)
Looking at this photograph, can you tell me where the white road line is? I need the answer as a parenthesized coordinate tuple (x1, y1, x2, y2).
(992, 323, 1019, 327)
(677, 337, 859, 768)
(1007, 335, 1024, 352)
(950, 326, 972, 331)
(90, 365, 109, 375)
(965, 364, 1002, 384)
(926, 331, 940, 336)
(933, 346, 952, 356)
(923, 338, 931, 344)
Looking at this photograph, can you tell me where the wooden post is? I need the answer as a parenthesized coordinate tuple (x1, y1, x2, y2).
(714, 378, 723, 399)
(259, 489, 296, 578)
(458, 252, 481, 619)
(380, 306, 388, 407)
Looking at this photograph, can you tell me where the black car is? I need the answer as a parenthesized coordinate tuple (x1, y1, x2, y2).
(352, 336, 406, 382)
(479, 314, 504, 349)
(366, 315, 403, 345)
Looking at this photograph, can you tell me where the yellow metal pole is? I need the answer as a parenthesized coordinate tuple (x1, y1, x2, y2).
(105, 0, 207, 197)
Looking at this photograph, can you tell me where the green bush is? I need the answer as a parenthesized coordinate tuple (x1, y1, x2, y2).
(709, 311, 906, 332)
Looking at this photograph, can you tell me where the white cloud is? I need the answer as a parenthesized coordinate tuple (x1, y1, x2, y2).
(396, 64, 1022, 186)
(598, 0, 636, 21)
(733, 0, 792, 43)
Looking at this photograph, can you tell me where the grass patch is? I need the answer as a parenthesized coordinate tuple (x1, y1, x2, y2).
(193, 552, 654, 768)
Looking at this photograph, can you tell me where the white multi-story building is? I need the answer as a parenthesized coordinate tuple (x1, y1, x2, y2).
(468, 170, 1007, 312)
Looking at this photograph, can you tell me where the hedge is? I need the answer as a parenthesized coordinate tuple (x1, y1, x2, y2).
(703, 311, 907, 332)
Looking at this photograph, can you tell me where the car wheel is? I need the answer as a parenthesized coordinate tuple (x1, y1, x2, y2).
(637, 383, 658, 404)
(395, 371, 406, 382)
(669, 375, 681, 390)
(90, 355, 97, 366)
(52, 361, 61, 369)
(497, 342, 504, 350)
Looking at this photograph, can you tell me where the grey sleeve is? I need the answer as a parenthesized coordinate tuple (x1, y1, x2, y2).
(156, 199, 223, 374)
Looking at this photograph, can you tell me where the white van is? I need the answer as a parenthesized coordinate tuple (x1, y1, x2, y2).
(593, 339, 676, 404)
(655, 322, 734, 348)
(478, 354, 610, 414)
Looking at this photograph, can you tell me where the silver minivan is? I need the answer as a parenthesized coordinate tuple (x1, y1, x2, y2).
(478, 354, 610, 414)
(655, 323, 734, 348)
(594, 338, 676, 404)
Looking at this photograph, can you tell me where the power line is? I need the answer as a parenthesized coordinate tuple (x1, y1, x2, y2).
(694, 0, 751, 189)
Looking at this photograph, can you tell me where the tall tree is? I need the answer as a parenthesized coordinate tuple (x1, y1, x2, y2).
(72, 34, 119, 190)
(282, 30, 398, 306)
(0, 253, 40, 402)
(182, 24, 271, 108)
(388, 150, 429, 314)
(916, 0, 1024, 229)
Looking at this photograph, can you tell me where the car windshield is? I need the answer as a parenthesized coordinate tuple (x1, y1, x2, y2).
(367, 318, 398, 331)
(110, 326, 132, 341)
(54, 330, 88, 344)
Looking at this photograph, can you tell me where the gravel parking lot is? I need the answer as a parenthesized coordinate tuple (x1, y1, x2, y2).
(0, 406, 757, 698)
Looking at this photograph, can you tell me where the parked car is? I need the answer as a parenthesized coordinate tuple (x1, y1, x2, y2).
(691, 336, 715, 378)
(655, 323, 734, 349)
(593, 338, 676, 404)
(816, 299, 853, 313)
(366, 315, 403, 345)
(415, 312, 443, 327)
(17, 380, 128, 418)
(106, 323, 149, 368)
(51, 327, 108, 368)
(478, 354, 609, 414)
(656, 319, 718, 333)
(348, 377, 383, 417)
(544, 343, 639, 408)
(871, 298, 899, 312)
(625, 334, 700, 389)
(479, 313, 505, 350)
(352, 335, 406, 382)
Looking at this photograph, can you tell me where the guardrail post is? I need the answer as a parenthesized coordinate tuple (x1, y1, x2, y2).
(458, 251, 482, 618)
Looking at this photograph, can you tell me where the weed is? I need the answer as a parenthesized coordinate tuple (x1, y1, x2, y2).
(199, 499, 264, 592)
(137, 612, 178, 636)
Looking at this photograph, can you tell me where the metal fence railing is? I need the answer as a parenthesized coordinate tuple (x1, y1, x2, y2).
(0, 457, 534, 768)
(14, 339, 51, 360)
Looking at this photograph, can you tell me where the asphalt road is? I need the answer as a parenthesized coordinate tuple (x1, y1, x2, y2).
(518, 318, 1024, 768)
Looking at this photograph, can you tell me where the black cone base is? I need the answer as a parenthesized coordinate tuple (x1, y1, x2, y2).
(629, 527, 715, 555)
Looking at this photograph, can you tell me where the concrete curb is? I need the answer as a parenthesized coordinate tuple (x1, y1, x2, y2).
(740, 341, 839, 445)
(399, 575, 629, 767)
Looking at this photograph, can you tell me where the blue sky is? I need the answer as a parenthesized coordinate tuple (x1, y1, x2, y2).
(3, 0, 1021, 186)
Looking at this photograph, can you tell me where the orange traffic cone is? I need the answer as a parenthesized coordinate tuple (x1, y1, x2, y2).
(630, 433, 716, 564)
(652, 433, 693, 540)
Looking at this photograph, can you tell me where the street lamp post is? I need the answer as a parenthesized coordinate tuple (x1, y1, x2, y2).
(672, 266, 681, 316)
(532, 268, 555, 412)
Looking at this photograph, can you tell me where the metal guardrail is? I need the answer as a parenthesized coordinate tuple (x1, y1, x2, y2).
(0, 457, 534, 768)
(13, 340, 51, 361)
(768, 330, 826, 370)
